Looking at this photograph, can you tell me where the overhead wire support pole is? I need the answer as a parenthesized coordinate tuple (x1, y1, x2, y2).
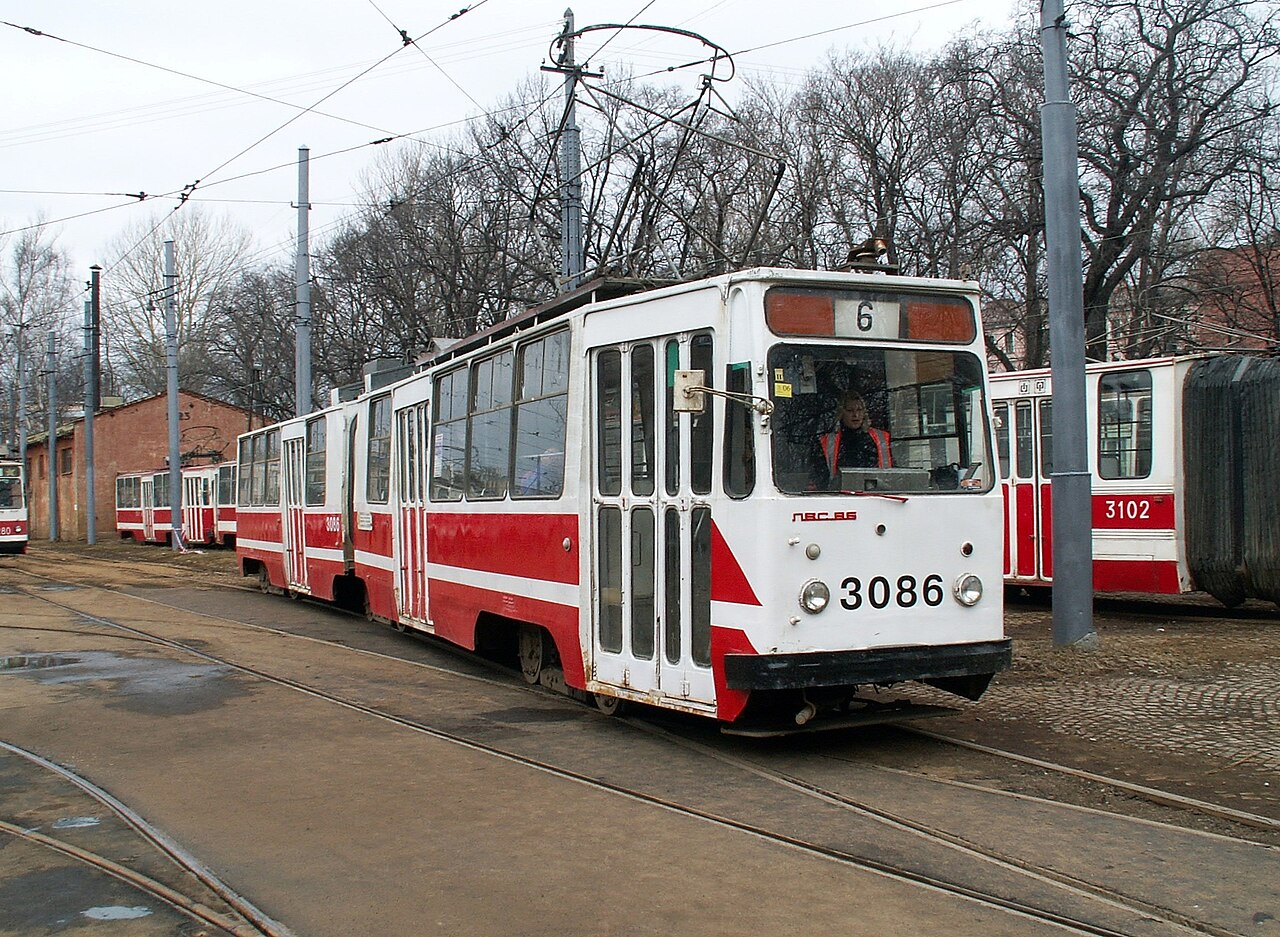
(295, 146, 312, 416)
(82, 296, 96, 544)
(1040, 0, 1096, 648)
(549, 10, 587, 292)
(45, 332, 57, 542)
(164, 240, 183, 554)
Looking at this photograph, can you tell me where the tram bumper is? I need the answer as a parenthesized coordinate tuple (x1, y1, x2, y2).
(723, 639, 1013, 701)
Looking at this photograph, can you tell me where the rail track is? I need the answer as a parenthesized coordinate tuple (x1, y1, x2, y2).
(2, 562, 1276, 936)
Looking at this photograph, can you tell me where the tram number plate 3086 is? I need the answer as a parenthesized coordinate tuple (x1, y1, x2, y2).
(839, 574, 945, 610)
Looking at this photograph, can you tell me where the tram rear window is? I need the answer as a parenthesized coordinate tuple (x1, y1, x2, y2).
(765, 288, 976, 343)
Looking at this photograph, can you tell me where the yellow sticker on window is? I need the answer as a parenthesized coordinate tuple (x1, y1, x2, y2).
(774, 382, 793, 398)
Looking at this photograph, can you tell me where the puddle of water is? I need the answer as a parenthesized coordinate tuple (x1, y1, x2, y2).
(0, 655, 81, 672)
(52, 816, 100, 830)
(36, 584, 79, 592)
(81, 906, 152, 921)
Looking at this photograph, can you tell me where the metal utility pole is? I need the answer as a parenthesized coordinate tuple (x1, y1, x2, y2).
(83, 298, 96, 544)
(1040, 0, 1096, 648)
(45, 333, 57, 541)
(15, 321, 27, 481)
(557, 9, 584, 290)
(90, 265, 102, 408)
(164, 240, 183, 552)
(295, 145, 312, 416)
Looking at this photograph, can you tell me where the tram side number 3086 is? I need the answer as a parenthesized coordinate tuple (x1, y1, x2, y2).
(840, 574, 945, 610)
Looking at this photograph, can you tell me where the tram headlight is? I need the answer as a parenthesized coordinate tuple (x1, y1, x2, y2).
(953, 574, 984, 607)
(799, 579, 830, 614)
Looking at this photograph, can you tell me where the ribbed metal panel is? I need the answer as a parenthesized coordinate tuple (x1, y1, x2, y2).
(1184, 356, 1280, 606)
(1238, 357, 1280, 603)
(1183, 357, 1244, 606)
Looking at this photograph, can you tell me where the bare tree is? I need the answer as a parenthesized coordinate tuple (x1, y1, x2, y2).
(101, 208, 254, 397)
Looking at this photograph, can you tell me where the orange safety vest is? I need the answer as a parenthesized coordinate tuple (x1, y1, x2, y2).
(820, 426, 893, 475)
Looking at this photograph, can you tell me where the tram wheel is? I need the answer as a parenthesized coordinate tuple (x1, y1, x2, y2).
(518, 625, 545, 685)
(257, 567, 272, 594)
(593, 692, 627, 717)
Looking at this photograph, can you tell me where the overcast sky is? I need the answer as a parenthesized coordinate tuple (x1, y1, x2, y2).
(1, 0, 1021, 280)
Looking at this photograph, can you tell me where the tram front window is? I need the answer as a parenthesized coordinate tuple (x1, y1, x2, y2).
(767, 345, 993, 495)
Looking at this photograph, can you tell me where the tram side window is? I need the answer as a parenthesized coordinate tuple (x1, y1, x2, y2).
(690, 334, 714, 495)
(596, 350, 623, 497)
(305, 418, 327, 505)
(238, 438, 253, 504)
(993, 403, 1010, 479)
(630, 345, 657, 497)
(723, 362, 755, 498)
(153, 473, 169, 508)
(264, 429, 281, 505)
(1015, 400, 1034, 478)
(367, 394, 392, 503)
(218, 465, 234, 506)
(249, 435, 265, 505)
(468, 350, 514, 500)
(1038, 400, 1053, 477)
(431, 368, 468, 501)
(1098, 370, 1152, 479)
(514, 329, 569, 499)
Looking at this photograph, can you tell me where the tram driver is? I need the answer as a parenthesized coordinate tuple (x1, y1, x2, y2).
(811, 389, 892, 489)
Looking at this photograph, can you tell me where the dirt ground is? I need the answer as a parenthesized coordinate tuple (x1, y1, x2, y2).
(9, 539, 1280, 826)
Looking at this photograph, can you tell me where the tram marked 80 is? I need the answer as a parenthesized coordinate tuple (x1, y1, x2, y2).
(236, 267, 1012, 732)
(0, 461, 28, 555)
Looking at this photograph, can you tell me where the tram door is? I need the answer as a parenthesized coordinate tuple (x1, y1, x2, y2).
(1007, 395, 1054, 581)
(393, 398, 430, 626)
(590, 334, 716, 707)
(182, 473, 206, 544)
(140, 476, 156, 542)
(282, 436, 309, 591)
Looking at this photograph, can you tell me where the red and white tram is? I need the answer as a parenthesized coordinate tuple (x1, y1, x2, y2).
(991, 353, 1280, 607)
(115, 461, 238, 547)
(238, 269, 1011, 730)
(0, 460, 28, 554)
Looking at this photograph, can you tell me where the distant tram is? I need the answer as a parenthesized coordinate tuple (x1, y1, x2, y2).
(0, 460, 28, 554)
(115, 461, 238, 546)
(991, 354, 1280, 607)
(238, 268, 1011, 731)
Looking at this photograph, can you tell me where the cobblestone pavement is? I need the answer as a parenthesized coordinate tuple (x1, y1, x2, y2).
(939, 598, 1280, 816)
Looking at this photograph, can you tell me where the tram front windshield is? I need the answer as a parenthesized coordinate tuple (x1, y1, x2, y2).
(0, 467, 22, 509)
(768, 345, 993, 495)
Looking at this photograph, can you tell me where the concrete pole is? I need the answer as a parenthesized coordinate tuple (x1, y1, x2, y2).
(295, 146, 312, 416)
(559, 9, 584, 291)
(16, 322, 27, 483)
(83, 299, 96, 544)
(46, 332, 57, 541)
(90, 265, 102, 408)
(1040, 0, 1096, 648)
(164, 240, 183, 552)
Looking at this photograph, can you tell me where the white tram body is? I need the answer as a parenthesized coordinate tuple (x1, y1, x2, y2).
(238, 269, 1011, 728)
(115, 462, 237, 546)
(991, 353, 1280, 606)
(0, 460, 29, 554)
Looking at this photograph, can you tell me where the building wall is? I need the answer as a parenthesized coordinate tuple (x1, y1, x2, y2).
(25, 392, 257, 541)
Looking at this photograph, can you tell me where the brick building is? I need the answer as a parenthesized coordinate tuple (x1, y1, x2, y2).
(25, 390, 259, 541)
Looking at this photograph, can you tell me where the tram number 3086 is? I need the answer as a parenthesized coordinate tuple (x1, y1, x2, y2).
(840, 574, 945, 610)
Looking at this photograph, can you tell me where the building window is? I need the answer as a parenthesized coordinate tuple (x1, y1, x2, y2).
(59, 447, 73, 475)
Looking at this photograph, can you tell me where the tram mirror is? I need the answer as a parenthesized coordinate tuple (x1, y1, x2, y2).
(673, 370, 706, 412)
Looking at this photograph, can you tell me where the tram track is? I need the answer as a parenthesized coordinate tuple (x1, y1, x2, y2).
(3, 571, 1273, 937)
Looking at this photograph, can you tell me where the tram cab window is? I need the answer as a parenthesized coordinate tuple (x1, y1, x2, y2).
(264, 429, 280, 505)
(1098, 370, 1152, 479)
(723, 362, 756, 498)
(238, 438, 253, 505)
(218, 464, 235, 506)
(767, 345, 992, 495)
